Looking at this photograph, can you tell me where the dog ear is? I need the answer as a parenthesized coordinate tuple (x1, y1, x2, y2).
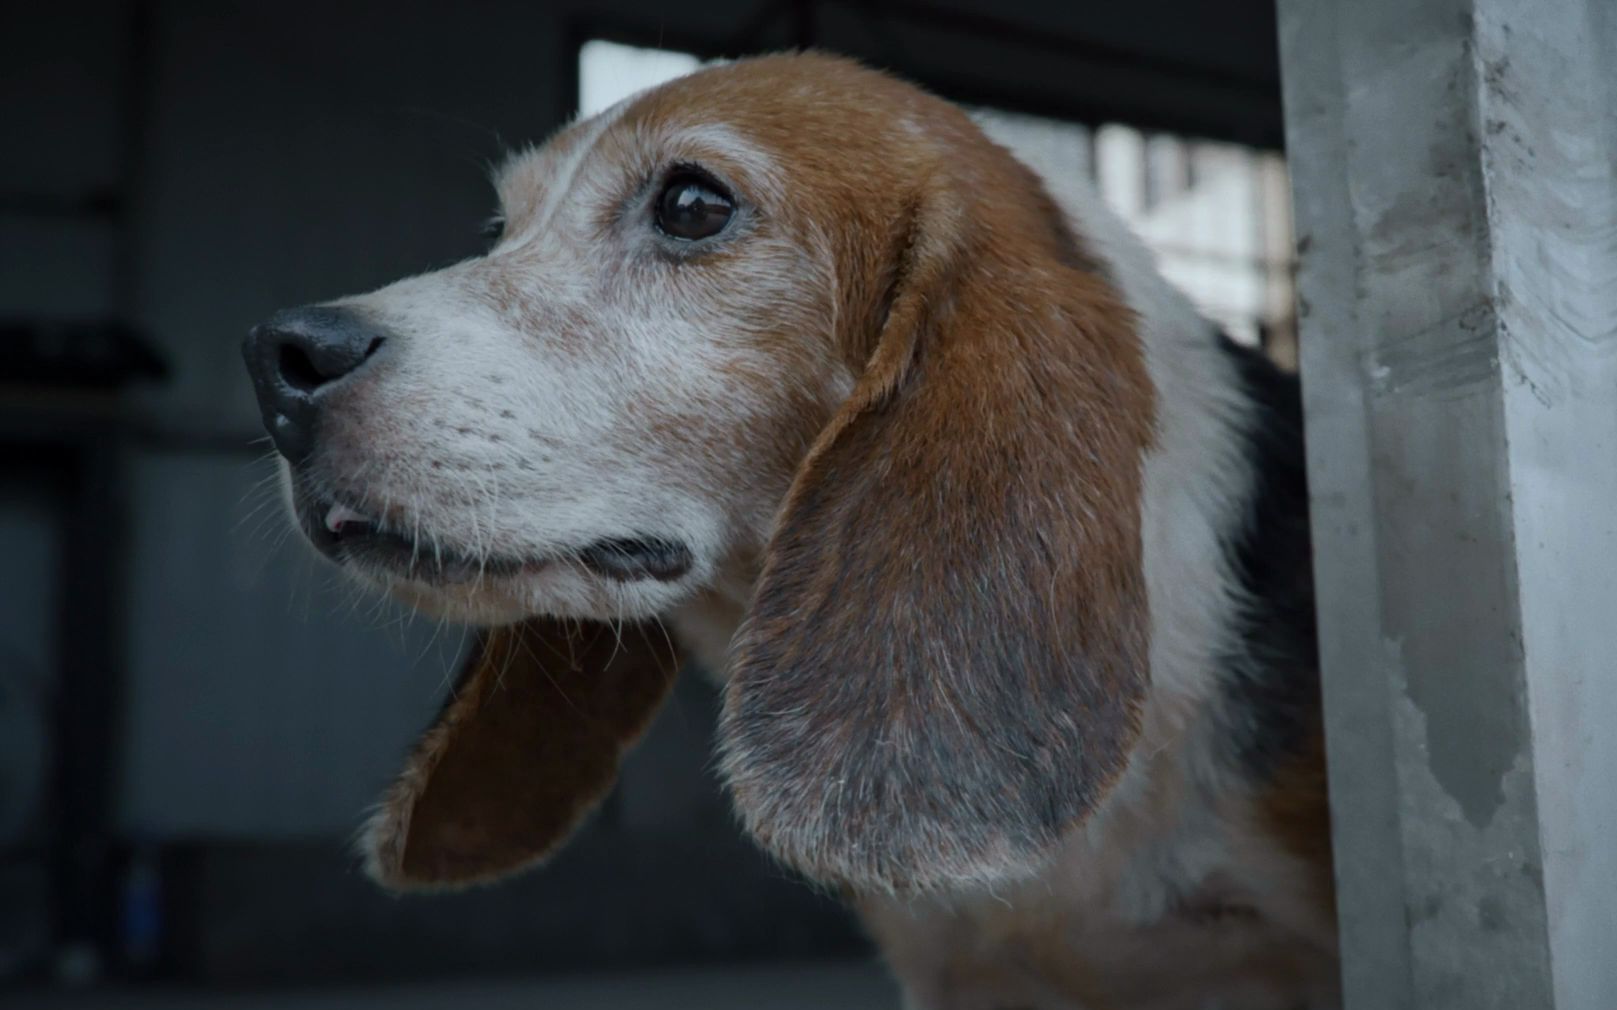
(362, 618, 678, 891)
(719, 166, 1157, 894)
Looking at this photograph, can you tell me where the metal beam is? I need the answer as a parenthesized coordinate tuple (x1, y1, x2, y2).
(1279, 0, 1617, 1007)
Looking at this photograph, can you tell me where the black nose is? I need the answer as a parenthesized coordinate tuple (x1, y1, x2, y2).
(242, 306, 389, 462)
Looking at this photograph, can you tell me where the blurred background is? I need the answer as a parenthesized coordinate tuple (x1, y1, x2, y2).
(1, 1, 1290, 1005)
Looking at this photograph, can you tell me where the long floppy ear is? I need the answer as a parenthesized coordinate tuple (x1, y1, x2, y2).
(719, 167, 1157, 894)
(362, 618, 678, 891)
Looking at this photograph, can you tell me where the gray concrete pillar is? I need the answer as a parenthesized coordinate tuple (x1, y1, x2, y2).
(1277, 0, 1617, 1007)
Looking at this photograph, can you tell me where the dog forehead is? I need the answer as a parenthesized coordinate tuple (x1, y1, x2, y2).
(625, 53, 933, 128)
(623, 56, 952, 168)
(493, 53, 947, 216)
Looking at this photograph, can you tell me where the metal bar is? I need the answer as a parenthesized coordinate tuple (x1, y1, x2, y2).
(848, 0, 1276, 100)
(1279, 0, 1617, 1006)
(0, 192, 124, 220)
(46, 439, 130, 980)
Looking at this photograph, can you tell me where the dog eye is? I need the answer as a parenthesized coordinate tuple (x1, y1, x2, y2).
(655, 172, 734, 241)
(481, 217, 504, 242)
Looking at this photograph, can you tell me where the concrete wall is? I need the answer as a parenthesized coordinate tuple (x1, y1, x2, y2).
(1280, 0, 1617, 1005)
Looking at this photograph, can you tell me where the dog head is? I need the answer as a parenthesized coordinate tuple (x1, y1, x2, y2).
(244, 53, 1156, 895)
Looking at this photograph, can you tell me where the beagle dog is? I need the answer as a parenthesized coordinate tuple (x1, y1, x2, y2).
(242, 53, 1335, 1009)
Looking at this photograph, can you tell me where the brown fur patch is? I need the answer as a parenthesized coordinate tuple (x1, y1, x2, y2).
(710, 55, 1159, 893)
(363, 619, 678, 891)
(1258, 714, 1335, 912)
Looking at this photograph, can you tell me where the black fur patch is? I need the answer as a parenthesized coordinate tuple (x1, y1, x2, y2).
(1215, 336, 1321, 780)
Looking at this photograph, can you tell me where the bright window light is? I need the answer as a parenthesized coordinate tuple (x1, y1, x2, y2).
(972, 109, 1296, 357)
(578, 40, 701, 117)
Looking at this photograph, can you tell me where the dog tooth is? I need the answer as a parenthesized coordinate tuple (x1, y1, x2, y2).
(324, 502, 372, 533)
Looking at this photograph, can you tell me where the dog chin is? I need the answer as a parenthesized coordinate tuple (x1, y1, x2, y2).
(327, 565, 528, 626)
(365, 561, 692, 628)
(382, 578, 536, 626)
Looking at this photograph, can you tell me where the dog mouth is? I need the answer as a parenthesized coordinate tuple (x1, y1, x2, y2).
(301, 498, 693, 585)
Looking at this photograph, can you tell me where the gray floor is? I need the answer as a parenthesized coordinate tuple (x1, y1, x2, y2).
(15, 962, 900, 1009)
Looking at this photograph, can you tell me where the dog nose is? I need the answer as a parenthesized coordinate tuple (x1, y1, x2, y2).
(242, 306, 389, 462)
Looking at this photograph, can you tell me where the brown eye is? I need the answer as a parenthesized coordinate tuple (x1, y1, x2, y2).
(655, 172, 734, 240)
